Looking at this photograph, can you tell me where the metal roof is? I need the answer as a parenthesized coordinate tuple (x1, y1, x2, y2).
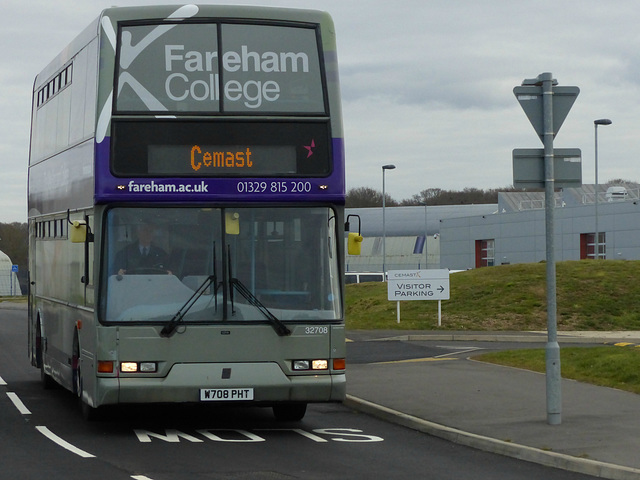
(498, 183, 640, 213)
(346, 204, 498, 237)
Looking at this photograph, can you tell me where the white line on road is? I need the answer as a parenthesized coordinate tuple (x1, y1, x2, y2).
(6, 392, 31, 414)
(36, 426, 95, 458)
(0, 375, 6, 386)
(434, 347, 483, 358)
(132, 476, 155, 480)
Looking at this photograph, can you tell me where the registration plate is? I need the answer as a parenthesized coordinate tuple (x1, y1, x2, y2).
(200, 388, 254, 401)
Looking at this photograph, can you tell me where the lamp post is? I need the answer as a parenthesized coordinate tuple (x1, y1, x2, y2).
(594, 119, 612, 259)
(382, 164, 396, 275)
(424, 203, 428, 269)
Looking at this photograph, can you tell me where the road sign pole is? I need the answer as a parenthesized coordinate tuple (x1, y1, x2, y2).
(516, 72, 574, 426)
(539, 73, 562, 426)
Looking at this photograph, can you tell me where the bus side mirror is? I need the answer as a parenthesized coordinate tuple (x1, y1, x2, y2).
(348, 232, 363, 255)
(345, 214, 363, 255)
(70, 221, 87, 243)
(225, 212, 240, 235)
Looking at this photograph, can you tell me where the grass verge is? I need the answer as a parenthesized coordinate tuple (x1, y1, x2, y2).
(0, 296, 27, 303)
(475, 346, 640, 394)
(346, 260, 640, 331)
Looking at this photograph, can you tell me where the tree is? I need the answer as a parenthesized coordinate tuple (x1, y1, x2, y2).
(346, 187, 398, 208)
(401, 186, 518, 206)
(606, 178, 638, 186)
(0, 222, 28, 293)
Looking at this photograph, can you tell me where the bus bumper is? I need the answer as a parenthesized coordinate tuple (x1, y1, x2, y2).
(96, 362, 346, 406)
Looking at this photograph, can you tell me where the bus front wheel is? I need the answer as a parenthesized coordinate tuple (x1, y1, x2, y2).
(80, 397, 101, 421)
(77, 366, 101, 421)
(37, 321, 55, 390)
(73, 334, 101, 421)
(273, 403, 307, 421)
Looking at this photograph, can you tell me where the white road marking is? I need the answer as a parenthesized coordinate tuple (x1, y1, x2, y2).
(6, 392, 31, 415)
(434, 347, 483, 358)
(36, 426, 95, 458)
(0, 375, 6, 386)
(131, 476, 155, 480)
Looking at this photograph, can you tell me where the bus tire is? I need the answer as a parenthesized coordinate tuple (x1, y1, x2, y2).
(73, 336, 101, 421)
(72, 332, 81, 398)
(273, 403, 307, 421)
(37, 321, 56, 390)
(80, 397, 101, 421)
(77, 366, 102, 421)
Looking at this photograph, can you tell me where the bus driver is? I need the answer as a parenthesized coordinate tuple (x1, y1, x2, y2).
(113, 222, 171, 275)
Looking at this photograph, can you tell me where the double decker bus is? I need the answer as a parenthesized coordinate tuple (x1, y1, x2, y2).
(28, 5, 346, 420)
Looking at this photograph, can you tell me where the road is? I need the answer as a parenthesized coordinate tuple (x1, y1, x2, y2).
(0, 302, 597, 479)
(346, 330, 544, 365)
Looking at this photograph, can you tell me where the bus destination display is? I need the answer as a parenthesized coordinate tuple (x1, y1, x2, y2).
(148, 144, 296, 175)
(111, 120, 331, 177)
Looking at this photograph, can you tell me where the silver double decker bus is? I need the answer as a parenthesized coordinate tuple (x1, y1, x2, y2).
(28, 5, 346, 420)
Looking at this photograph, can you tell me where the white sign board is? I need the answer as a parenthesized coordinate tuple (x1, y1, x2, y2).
(387, 269, 450, 301)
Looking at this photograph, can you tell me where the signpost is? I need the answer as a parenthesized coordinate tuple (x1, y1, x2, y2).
(387, 269, 450, 325)
(513, 73, 580, 426)
(514, 85, 579, 140)
(10, 265, 18, 296)
(513, 148, 582, 189)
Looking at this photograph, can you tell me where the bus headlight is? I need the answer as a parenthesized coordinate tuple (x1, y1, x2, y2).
(312, 359, 328, 370)
(293, 360, 310, 371)
(121, 362, 138, 372)
(140, 362, 157, 372)
(292, 359, 329, 371)
(120, 361, 157, 373)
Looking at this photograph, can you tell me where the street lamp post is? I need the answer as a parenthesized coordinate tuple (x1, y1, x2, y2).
(594, 119, 612, 260)
(424, 203, 428, 269)
(382, 164, 396, 275)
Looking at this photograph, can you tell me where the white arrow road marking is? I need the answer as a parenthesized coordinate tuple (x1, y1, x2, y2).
(6, 392, 31, 415)
(36, 426, 95, 458)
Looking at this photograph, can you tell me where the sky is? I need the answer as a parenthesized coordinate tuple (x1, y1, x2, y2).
(2, 0, 639, 222)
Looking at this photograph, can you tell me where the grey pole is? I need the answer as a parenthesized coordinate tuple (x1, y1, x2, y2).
(424, 204, 428, 269)
(382, 164, 395, 275)
(594, 119, 612, 259)
(540, 72, 561, 426)
(517, 72, 579, 425)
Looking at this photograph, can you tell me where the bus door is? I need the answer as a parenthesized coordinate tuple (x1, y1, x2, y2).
(69, 212, 95, 308)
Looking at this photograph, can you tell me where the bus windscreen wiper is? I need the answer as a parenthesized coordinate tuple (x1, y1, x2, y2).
(160, 274, 217, 337)
(230, 278, 291, 337)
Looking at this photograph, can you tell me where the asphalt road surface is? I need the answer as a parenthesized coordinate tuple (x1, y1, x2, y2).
(0, 302, 597, 479)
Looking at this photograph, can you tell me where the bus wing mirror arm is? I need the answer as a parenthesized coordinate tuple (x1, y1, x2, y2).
(345, 214, 361, 235)
(67, 209, 94, 243)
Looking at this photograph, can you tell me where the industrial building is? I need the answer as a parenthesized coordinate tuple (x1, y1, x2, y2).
(345, 184, 640, 278)
(345, 204, 497, 274)
(0, 249, 22, 296)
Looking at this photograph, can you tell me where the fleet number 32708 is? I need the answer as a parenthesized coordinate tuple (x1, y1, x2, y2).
(304, 326, 328, 335)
